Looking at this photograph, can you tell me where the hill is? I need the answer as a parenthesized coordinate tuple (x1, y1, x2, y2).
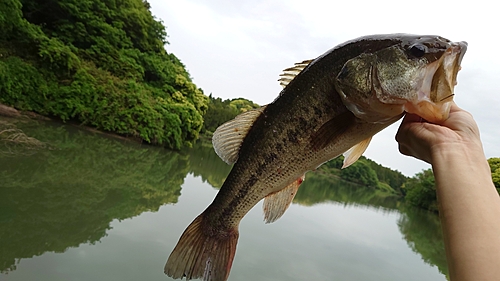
(0, 0, 207, 149)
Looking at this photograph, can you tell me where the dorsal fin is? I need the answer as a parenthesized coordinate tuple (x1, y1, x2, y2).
(212, 106, 267, 165)
(342, 136, 372, 168)
(278, 59, 314, 88)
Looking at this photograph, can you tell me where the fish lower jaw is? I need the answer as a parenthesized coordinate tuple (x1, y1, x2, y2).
(403, 100, 452, 123)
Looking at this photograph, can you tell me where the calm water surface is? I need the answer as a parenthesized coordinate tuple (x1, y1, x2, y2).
(0, 118, 447, 281)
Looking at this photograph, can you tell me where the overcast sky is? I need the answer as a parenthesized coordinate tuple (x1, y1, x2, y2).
(149, 0, 500, 176)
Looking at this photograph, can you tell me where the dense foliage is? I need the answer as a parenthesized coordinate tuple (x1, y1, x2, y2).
(361, 157, 407, 194)
(404, 159, 500, 212)
(322, 155, 407, 194)
(403, 169, 438, 212)
(488, 157, 500, 190)
(339, 160, 379, 187)
(202, 95, 260, 133)
(0, 0, 207, 149)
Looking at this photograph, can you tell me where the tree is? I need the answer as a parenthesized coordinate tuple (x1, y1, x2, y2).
(0, 0, 208, 149)
(488, 157, 500, 191)
(359, 156, 407, 194)
(404, 169, 437, 212)
(202, 96, 260, 133)
(340, 160, 379, 187)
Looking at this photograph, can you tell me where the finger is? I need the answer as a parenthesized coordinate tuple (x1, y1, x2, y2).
(399, 143, 432, 164)
(398, 143, 411, 156)
(396, 115, 416, 144)
(396, 113, 420, 143)
(401, 112, 423, 124)
(448, 101, 461, 113)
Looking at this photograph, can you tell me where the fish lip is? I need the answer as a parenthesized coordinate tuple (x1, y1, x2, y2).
(443, 41, 467, 93)
(404, 40, 467, 122)
(429, 40, 467, 93)
(448, 41, 467, 74)
(454, 41, 468, 65)
(452, 41, 467, 89)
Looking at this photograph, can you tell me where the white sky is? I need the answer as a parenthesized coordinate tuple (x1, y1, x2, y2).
(149, 0, 500, 176)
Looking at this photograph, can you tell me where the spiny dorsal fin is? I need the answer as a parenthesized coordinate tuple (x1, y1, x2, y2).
(342, 136, 372, 169)
(212, 106, 267, 165)
(278, 59, 314, 88)
(263, 174, 305, 223)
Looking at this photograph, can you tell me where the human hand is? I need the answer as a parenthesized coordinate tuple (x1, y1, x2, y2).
(395, 102, 482, 164)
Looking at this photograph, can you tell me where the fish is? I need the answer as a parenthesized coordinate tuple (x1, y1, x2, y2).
(164, 34, 467, 281)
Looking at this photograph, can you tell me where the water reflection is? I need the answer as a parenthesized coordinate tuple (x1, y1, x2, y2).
(183, 140, 231, 188)
(296, 169, 448, 277)
(0, 120, 187, 273)
(296, 172, 401, 212)
(0, 118, 447, 279)
(398, 207, 448, 276)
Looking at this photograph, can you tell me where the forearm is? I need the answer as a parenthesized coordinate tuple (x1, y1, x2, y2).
(432, 144, 500, 281)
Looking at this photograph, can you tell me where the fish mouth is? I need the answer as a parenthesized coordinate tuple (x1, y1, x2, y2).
(404, 41, 468, 122)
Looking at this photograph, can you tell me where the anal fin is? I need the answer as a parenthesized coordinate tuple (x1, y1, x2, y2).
(342, 136, 372, 168)
(263, 174, 305, 224)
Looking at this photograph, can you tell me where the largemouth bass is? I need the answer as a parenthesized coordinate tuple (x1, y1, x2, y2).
(165, 34, 467, 281)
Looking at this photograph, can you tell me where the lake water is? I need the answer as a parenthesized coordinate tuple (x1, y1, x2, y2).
(0, 118, 447, 281)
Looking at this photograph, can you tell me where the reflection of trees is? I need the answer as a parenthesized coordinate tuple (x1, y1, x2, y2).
(185, 140, 231, 188)
(1, 120, 450, 277)
(0, 121, 189, 273)
(294, 171, 448, 277)
(294, 172, 400, 211)
(397, 207, 448, 277)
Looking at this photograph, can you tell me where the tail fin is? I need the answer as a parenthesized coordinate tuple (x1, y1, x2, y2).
(165, 214, 239, 281)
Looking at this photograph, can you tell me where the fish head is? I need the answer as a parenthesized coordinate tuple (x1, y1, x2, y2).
(335, 35, 467, 123)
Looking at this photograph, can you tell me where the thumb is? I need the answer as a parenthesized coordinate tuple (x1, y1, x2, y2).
(401, 112, 424, 125)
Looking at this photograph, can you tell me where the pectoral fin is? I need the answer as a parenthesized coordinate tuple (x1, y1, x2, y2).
(212, 106, 267, 165)
(263, 175, 305, 224)
(310, 111, 356, 151)
(342, 136, 372, 168)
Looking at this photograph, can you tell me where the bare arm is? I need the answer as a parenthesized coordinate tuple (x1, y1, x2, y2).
(396, 103, 500, 281)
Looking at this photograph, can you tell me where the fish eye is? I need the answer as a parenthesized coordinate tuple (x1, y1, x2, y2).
(409, 44, 428, 58)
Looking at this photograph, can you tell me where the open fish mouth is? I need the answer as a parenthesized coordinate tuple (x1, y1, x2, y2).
(431, 41, 468, 102)
(405, 41, 468, 123)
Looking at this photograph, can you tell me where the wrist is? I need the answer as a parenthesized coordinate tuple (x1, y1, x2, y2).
(431, 142, 479, 158)
(430, 142, 490, 178)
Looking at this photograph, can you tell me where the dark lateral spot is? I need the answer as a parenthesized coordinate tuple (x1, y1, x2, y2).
(302, 107, 310, 115)
(313, 106, 323, 117)
(298, 117, 308, 130)
(221, 185, 248, 218)
(275, 143, 283, 152)
(256, 163, 266, 175)
(247, 175, 258, 186)
(287, 130, 298, 143)
(265, 152, 278, 163)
